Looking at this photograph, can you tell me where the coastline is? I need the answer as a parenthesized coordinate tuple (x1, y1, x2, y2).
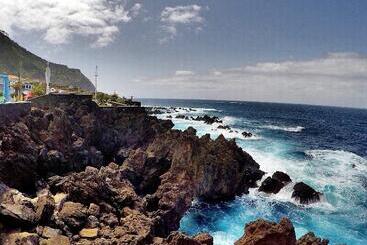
(0, 95, 346, 244)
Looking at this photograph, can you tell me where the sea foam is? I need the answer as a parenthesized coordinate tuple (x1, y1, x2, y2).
(261, 125, 305, 132)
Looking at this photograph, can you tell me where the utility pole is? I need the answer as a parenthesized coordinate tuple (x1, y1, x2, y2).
(94, 65, 98, 99)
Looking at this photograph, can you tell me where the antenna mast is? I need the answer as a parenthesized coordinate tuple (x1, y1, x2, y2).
(94, 65, 98, 99)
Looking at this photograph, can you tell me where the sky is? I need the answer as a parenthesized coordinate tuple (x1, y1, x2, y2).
(1, 0, 367, 108)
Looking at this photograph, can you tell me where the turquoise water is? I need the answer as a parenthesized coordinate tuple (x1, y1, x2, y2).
(141, 99, 367, 245)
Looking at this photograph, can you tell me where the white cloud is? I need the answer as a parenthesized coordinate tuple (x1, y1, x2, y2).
(160, 4, 205, 42)
(133, 53, 367, 108)
(0, 0, 142, 47)
(175, 70, 195, 76)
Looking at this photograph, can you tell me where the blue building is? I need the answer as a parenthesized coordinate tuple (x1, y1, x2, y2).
(0, 73, 12, 103)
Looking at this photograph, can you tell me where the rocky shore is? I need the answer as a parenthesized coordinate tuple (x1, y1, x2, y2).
(0, 99, 328, 244)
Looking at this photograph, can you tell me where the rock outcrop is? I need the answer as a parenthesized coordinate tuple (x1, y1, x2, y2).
(119, 127, 264, 235)
(235, 217, 297, 245)
(192, 115, 222, 124)
(259, 171, 291, 194)
(0, 98, 264, 244)
(0, 100, 172, 192)
(235, 218, 328, 245)
(292, 182, 321, 204)
(296, 232, 329, 245)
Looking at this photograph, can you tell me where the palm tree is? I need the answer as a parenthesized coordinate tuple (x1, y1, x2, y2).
(11, 81, 23, 101)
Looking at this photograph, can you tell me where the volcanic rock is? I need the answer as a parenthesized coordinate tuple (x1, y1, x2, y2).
(35, 195, 55, 224)
(1, 98, 173, 192)
(235, 217, 297, 245)
(193, 233, 214, 245)
(0, 122, 38, 191)
(259, 171, 292, 194)
(0, 182, 37, 227)
(258, 176, 284, 194)
(121, 129, 264, 236)
(0, 96, 330, 244)
(192, 115, 222, 124)
(235, 218, 329, 245)
(87, 203, 100, 217)
(242, 131, 253, 137)
(48, 164, 141, 211)
(292, 182, 321, 204)
(58, 202, 88, 231)
(296, 232, 329, 245)
(157, 231, 213, 245)
(0, 231, 39, 245)
(217, 125, 231, 130)
(272, 171, 292, 184)
(40, 234, 70, 245)
(41, 226, 62, 238)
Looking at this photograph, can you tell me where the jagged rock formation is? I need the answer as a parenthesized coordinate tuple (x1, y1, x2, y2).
(0, 99, 171, 192)
(191, 115, 222, 124)
(235, 218, 328, 245)
(0, 98, 265, 244)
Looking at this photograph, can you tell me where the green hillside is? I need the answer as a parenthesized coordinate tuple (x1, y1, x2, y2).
(0, 31, 95, 92)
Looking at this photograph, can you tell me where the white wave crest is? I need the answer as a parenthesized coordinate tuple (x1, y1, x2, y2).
(305, 149, 367, 171)
(262, 125, 305, 132)
(221, 116, 239, 125)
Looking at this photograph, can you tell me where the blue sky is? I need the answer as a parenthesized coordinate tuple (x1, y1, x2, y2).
(1, 0, 367, 107)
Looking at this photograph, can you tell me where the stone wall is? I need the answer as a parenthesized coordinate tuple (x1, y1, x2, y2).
(0, 94, 144, 125)
(99, 106, 146, 114)
(30, 94, 143, 112)
(30, 93, 94, 109)
(0, 102, 31, 124)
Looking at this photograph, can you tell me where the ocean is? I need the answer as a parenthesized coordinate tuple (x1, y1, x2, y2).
(141, 98, 367, 245)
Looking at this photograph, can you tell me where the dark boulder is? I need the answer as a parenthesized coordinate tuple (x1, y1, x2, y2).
(192, 115, 222, 124)
(259, 177, 284, 194)
(217, 125, 231, 130)
(292, 182, 321, 204)
(242, 131, 253, 137)
(272, 171, 292, 184)
(259, 171, 291, 194)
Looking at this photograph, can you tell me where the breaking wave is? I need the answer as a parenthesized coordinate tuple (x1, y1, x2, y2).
(261, 125, 305, 132)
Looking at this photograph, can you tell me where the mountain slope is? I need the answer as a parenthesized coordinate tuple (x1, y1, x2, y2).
(0, 31, 95, 92)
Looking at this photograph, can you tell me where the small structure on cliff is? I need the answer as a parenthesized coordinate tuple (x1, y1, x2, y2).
(0, 73, 11, 103)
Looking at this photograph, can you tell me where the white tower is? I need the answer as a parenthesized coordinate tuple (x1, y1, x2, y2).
(45, 62, 51, 95)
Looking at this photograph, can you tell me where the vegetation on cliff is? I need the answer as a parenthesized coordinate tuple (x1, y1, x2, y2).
(0, 32, 95, 92)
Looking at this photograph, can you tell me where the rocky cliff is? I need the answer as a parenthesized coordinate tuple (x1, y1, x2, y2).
(235, 218, 329, 245)
(0, 98, 328, 244)
(0, 98, 264, 244)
